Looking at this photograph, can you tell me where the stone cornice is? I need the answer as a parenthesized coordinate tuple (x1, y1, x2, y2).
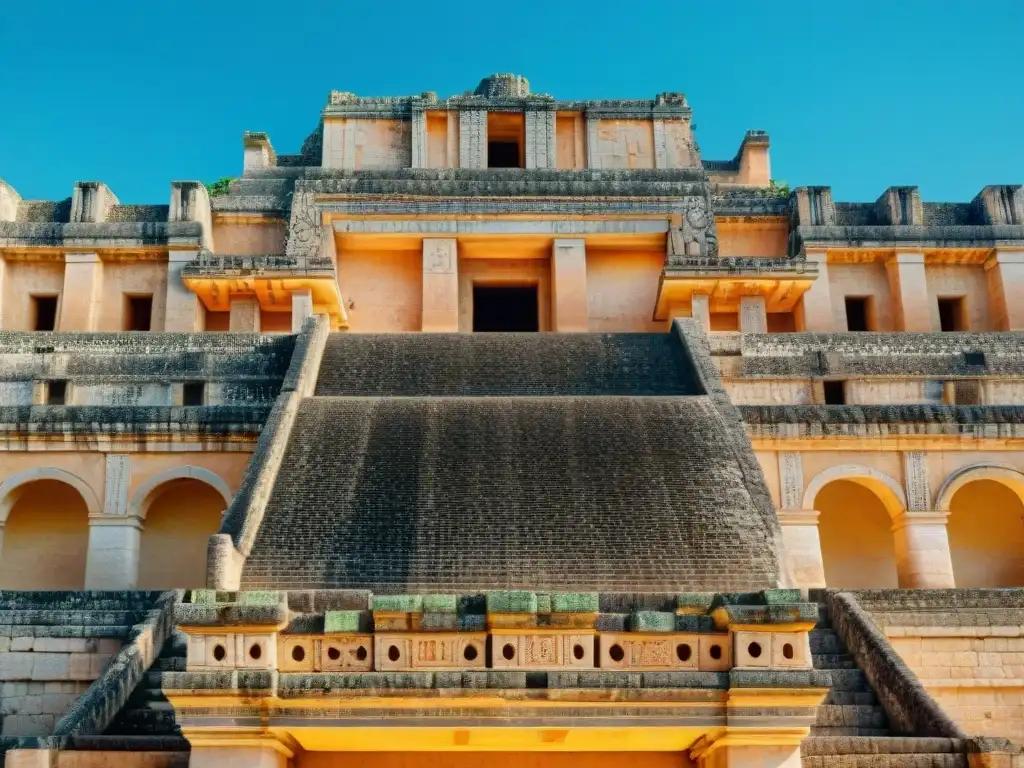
(797, 224, 1024, 249)
(0, 221, 202, 249)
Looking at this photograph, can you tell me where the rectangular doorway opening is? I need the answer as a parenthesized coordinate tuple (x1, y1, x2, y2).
(845, 296, 872, 331)
(31, 296, 58, 331)
(487, 112, 525, 168)
(473, 285, 539, 332)
(938, 296, 965, 332)
(125, 294, 153, 331)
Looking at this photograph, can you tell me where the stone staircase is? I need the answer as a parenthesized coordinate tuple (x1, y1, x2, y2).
(103, 631, 186, 743)
(811, 603, 890, 736)
(238, 331, 781, 593)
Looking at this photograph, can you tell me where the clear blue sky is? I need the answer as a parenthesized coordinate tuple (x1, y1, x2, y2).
(1, 0, 1021, 204)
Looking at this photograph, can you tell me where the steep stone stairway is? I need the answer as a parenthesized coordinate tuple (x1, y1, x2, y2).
(803, 602, 970, 768)
(103, 631, 186, 742)
(239, 331, 782, 592)
(811, 604, 890, 736)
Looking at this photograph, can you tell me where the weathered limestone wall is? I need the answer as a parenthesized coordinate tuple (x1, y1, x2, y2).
(853, 590, 1024, 740)
(212, 220, 286, 255)
(0, 636, 121, 736)
(888, 627, 1024, 739)
(555, 114, 584, 169)
(0, 260, 64, 331)
(925, 263, 992, 331)
(322, 118, 412, 169)
(94, 260, 167, 332)
(826, 262, 896, 331)
(336, 249, 422, 331)
(588, 119, 655, 169)
(585, 251, 663, 331)
(425, 111, 453, 168)
(715, 221, 788, 258)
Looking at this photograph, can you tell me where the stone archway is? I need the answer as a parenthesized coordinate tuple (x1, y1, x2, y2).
(803, 465, 905, 589)
(0, 469, 98, 589)
(133, 467, 231, 590)
(937, 465, 1024, 587)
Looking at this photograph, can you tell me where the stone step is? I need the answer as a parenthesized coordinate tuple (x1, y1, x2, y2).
(813, 669, 871, 692)
(802, 737, 970, 768)
(812, 653, 857, 669)
(104, 707, 181, 736)
(149, 656, 186, 672)
(809, 630, 847, 655)
(814, 704, 888, 729)
(808, 726, 891, 737)
(823, 690, 879, 706)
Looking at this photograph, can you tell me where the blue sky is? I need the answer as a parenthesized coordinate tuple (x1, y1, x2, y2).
(1, 1, 1021, 204)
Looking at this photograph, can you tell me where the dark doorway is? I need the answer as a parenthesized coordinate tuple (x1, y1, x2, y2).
(938, 297, 965, 332)
(473, 285, 539, 332)
(844, 296, 871, 331)
(488, 142, 520, 168)
(32, 296, 58, 331)
(125, 295, 153, 331)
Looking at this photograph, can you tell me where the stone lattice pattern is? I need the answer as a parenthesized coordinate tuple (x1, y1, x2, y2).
(241, 332, 780, 591)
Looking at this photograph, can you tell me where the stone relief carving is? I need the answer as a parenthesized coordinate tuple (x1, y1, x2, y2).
(284, 191, 324, 265)
(677, 197, 719, 259)
(904, 451, 930, 511)
(779, 452, 804, 510)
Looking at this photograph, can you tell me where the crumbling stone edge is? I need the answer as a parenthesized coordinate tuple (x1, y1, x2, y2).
(820, 589, 965, 738)
(672, 318, 791, 589)
(210, 314, 331, 589)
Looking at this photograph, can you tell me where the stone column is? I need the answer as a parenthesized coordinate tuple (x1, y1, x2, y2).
(410, 105, 427, 169)
(690, 294, 711, 332)
(422, 239, 458, 331)
(778, 510, 826, 588)
(229, 297, 261, 332)
(458, 109, 487, 169)
(891, 510, 955, 588)
(985, 250, 1024, 330)
(84, 517, 142, 590)
(585, 112, 600, 168)
(291, 289, 314, 332)
(739, 295, 767, 333)
(799, 250, 836, 331)
(550, 238, 588, 331)
(59, 253, 103, 331)
(165, 250, 201, 332)
(525, 109, 556, 169)
(886, 252, 932, 331)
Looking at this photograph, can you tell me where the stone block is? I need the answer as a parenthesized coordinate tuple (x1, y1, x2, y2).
(324, 611, 364, 634)
(278, 636, 317, 672)
(320, 635, 373, 672)
(734, 631, 772, 668)
(599, 633, 699, 670)
(192, 635, 235, 669)
(490, 633, 595, 670)
(0, 653, 35, 681)
(699, 635, 731, 672)
(373, 633, 486, 671)
(10, 637, 33, 652)
(771, 632, 811, 669)
(236, 633, 277, 670)
(372, 612, 420, 632)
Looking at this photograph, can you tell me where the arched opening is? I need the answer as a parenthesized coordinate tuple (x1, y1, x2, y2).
(0, 479, 89, 589)
(136, 478, 225, 589)
(817, 479, 899, 588)
(947, 479, 1024, 587)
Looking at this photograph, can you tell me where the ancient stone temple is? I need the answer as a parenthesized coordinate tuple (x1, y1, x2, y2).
(0, 73, 1022, 767)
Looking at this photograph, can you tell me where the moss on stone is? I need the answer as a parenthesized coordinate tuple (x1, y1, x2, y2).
(550, 592, 599, 613)
(324, 610, 363, 634)
(371, 595, 423, 613)
(629, 611, 675, 633)
(762, 589, 802, 605)
(486, 590, 537, 614)
(190, 590, 217, 605)
(239, 590, 281, 606)
(422, 595, 458, 614)
(675, 593, 716, 612)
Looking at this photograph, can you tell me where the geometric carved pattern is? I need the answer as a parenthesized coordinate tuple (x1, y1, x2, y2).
(779, 452, 803, 510)
(459, 109, 487, 170)
(903, 451, 930, 511)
